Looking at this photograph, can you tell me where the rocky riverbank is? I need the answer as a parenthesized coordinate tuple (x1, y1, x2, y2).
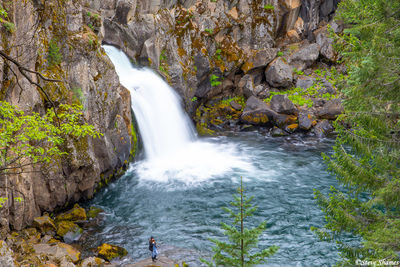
(97, 0, 344, 137)
(0, 203, 187, 266)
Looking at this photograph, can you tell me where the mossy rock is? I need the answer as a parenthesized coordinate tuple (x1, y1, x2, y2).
(33, 215, 56, 233)
(285, 123, 299, 133)
(56, 221, 83, 242)
(96, 243, 128, 261)
(87, 206, 104, 219)
(56, 204, 87, 222)
(57, 242, 81, 263)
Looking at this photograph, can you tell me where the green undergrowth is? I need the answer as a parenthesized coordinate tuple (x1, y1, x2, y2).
(264, 67, 341, 108)
(220, 96, 245, 109)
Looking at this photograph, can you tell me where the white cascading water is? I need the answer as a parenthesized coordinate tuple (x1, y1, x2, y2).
(103, 45, 252, 184)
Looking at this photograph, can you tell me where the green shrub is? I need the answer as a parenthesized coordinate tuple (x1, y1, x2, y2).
(263, 4, 274, 11)
(204, 28, 214, 34)
(47, 40, 62, 68)
(2, 21, 15, 33)
(210, 74, 222, 87)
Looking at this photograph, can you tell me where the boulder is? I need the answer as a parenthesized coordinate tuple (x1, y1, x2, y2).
(230, 100, 242, 111)
(318, 99, 344, 119)
(296, 76, 315, 89)
(56, 221, 83, 243)
(241, 48, 278, 73)
(59, 256, 77, 267)
(97, 243, 128, 261)
(33, 243, 81, 264)
(247, 68, 265, 86)
(313, 98, 328, 108)
(265, 58, 293, 88)
(289, 43, 320, 71)
(56, 204, 87, 222)
(81, 257, 105, 267)
(241, 96, 277, 125)
(298, 110, 314, 130)
(0, 241, 15, 267)
(270, 95, 297, 115)
(274, 114, 298, 129)
(87, 206, 104, 219)
(238, 75, 255, 98)
(317, 79, 336, 95)
(243, 96, 269, 112)
(33, 215, 56, 233)
(315, 26, 337, 62)
(285, 123, 299, 133)
(256, 86, 271, 99)
(240, 110, 271, 125)
(271, 127, 289, 137)
(313, 120, 334, 138)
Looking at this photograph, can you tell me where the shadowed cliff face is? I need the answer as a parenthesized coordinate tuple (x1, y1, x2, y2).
(0, 0, 134, 233)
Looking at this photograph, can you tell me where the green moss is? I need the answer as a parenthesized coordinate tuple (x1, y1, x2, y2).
(87, 206, 104, 219)
(56, 204, 87, 222)
(130, 123, 138, 160)
(56, 221, 82, 237)
(97, 243, 128, 261)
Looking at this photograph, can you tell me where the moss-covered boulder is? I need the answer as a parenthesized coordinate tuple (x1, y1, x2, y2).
(56, 221, 83, 243)
(285, 123, 299, 133)
(56, 204, 87, 222)
(87, 206, 104, 219)
(96, 243, 128, 261)
(58, 243, 81, 263)
(33, 215, 56, 233)
(33, 242, 80, 264)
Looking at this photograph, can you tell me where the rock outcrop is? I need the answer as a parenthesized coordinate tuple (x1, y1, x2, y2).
(0, 0, 136, 232)
(86, 0, 341, 113)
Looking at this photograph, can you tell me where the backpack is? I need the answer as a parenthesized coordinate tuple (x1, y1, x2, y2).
(149, 241, 153, 251)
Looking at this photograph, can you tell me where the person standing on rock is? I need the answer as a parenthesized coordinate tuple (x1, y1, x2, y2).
(149, 236, 159, 262)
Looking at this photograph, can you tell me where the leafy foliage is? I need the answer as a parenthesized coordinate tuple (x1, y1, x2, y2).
(0, 7, 15, 33)
(47, 39, 62, 68)
(210, 74, 222, 87)
(0, 101, 102, 175)
(313, 0, 400, 265)
(201, 178, 278, 267)
(204, 28, 214, 34)
(263, 85, 336, 108)
(263, 5, 274, 11)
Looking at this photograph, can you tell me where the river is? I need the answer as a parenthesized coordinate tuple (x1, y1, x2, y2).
(81, 46, 348, 266)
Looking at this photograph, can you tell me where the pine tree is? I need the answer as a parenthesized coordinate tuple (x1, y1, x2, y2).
(313, 0, 400, 265)
(202, 177, 278, 267)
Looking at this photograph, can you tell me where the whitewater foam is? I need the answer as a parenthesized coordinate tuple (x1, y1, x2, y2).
(103, 45, 253, 185)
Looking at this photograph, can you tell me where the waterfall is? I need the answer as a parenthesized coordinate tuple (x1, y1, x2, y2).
(103, 45, 252, 184)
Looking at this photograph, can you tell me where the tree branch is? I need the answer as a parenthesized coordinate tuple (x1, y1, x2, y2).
(0, 50, 60, 107)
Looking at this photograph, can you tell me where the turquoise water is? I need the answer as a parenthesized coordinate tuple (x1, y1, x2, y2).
(83, 132, 346, 266)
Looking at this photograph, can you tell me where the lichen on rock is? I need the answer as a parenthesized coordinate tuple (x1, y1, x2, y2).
(96, 243, 128, 261)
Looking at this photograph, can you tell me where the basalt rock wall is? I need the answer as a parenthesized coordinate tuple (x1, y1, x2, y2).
(90, 0, 340, 112)
(0, 0, 135, 234)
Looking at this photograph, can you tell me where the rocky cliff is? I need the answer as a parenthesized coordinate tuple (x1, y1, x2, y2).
(0, 0, 135, 234)
(0, 0, 342, 234)
(98, 0, 339, 104)
(96, 0, 343, 136)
